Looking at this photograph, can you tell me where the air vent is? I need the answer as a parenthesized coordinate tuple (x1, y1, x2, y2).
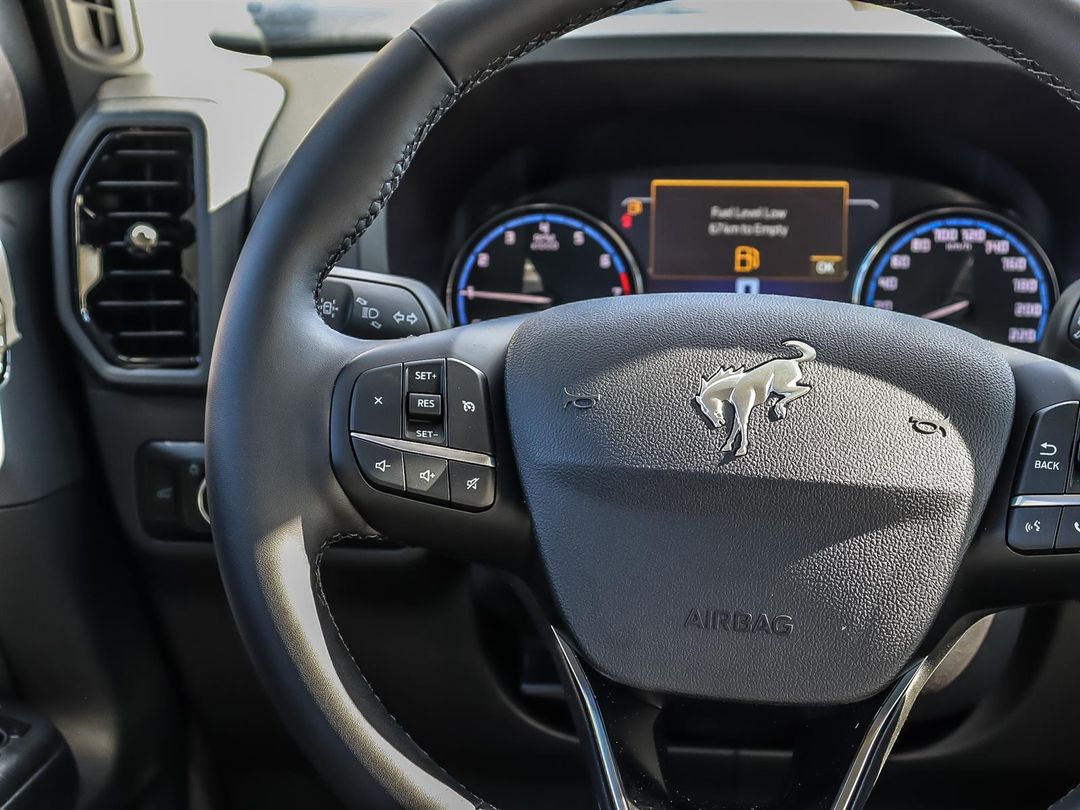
(64, 0, 139, 64)
(72, 128, 199, 368)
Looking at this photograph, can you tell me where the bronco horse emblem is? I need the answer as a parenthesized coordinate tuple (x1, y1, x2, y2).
(695, 340, 816, 457)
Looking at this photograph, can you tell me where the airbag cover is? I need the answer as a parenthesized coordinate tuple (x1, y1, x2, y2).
(505, 294, 1013, 704)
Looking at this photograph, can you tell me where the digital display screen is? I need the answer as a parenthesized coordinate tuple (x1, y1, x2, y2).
(649, 180, 850, 282)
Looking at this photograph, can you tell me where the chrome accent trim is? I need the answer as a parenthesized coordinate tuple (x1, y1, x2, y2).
(196, 477, 210, 525)
(0, 40, 27, 161)
(550, 627, 629, 810)
(1010, 494, 1080, 508)
(350, 433, 494, 468)
(831, 622, 979, 810)
(0, 238, 22, 354)
(831, 658, 928, 810)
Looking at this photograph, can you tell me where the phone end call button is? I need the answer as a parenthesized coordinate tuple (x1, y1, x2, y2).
(1057, 506, 1080, 550)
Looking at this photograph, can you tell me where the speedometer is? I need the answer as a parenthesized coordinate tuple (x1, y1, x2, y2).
(448, 205, 641, 324)
(853, 208, 1057, 347)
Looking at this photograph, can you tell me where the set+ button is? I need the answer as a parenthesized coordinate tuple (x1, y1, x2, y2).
(406, 360, 443, 393)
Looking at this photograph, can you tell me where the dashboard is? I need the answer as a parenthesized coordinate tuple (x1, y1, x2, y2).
(443, 174, 1057, 348)
(320, 29, 1080, 361)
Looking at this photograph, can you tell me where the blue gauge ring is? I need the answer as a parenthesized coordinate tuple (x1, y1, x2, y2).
(852, 207, 1058, 343)
(447, 204, 641, 325)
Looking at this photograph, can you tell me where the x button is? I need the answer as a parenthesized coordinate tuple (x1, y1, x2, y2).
(350, 363, 403, 438)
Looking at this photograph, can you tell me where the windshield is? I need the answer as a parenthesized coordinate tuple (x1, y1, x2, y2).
(207, 1, 436, 55)
(125, 0, 946, 59)
(200, 0, 737, 56)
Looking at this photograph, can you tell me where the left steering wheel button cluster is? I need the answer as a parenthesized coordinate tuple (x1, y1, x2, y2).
(349, 357, 496, 510)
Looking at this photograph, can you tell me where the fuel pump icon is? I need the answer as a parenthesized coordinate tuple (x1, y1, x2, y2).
(734, 245, 761, 273)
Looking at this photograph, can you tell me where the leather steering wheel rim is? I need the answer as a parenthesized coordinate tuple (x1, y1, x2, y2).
(206, 1, 1080, 807)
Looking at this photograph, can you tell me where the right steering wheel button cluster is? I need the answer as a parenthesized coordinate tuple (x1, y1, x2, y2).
(1007, 401, 1080, 552)
(348, 358, 495, 510)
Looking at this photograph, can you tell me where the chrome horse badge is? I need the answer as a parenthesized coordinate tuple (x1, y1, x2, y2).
(696, 340, 816, 457)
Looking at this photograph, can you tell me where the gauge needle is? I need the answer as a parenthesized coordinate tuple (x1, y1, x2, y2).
(921, 299, 971, 321)
(461, 287, 553, 306)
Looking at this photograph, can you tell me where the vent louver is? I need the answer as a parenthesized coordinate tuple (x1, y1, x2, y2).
(65, 0, 139, 64)
(73, 128, 199, 368)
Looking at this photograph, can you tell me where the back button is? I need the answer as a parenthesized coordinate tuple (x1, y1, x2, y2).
(1015, 402, 1078, 495)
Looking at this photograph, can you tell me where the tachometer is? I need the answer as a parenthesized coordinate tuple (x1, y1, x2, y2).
(448, 205, 641, 324)
(854, 208, 1057, 347)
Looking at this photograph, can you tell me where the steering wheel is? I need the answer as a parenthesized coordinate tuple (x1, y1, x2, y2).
(205, 1, 1080, 808)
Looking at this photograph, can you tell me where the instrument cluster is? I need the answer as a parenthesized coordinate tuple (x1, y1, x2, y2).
(446, 172, 1059, 349)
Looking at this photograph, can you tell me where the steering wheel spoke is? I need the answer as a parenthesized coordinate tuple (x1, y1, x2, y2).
(547, 621, 992, 810)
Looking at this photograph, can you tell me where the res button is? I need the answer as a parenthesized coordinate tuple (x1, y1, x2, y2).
(1014, 402, 1078, 495)
(408, 393, 442, 421)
